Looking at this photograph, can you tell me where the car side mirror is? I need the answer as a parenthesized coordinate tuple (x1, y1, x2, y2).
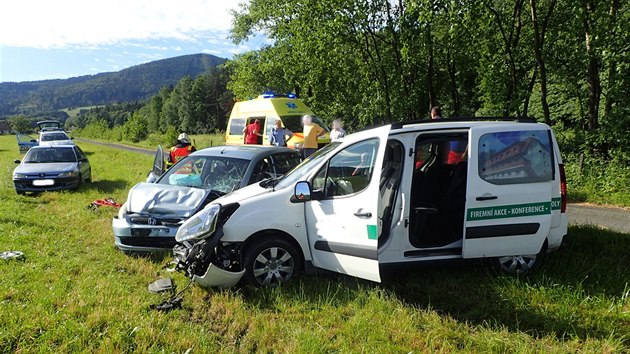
(291, 181, 312, 202)
(71, 137, 75, 140)
(14, 159, 21, 164)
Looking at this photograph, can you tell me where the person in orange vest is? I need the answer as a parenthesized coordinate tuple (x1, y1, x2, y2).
(166, 133, 196, 169)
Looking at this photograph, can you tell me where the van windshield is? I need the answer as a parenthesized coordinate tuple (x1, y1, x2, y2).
(274, 142, 341, 190)
(280, 115, 330, 133)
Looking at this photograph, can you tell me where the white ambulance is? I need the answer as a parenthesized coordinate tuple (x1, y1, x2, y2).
(172, 118, 568, 287)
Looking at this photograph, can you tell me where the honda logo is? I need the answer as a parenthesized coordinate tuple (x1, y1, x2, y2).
(147, 217, 158, 226)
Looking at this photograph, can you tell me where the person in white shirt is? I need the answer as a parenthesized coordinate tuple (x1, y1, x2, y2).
(330, 119, 346, 142)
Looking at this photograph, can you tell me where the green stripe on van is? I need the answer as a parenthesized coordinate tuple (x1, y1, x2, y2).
(367, 225, 378, 240)
(467, 201, 551, 221)
(551, 197, 561, 210)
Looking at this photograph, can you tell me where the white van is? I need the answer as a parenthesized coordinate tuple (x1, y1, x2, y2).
(171, 118, 568, 288)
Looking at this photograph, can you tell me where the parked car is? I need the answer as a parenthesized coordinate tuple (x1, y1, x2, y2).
(113, 145, 302, 253)
(13, 145, 92, 194)
(38, 131, 74, 146)
(171, 118, 568, 288)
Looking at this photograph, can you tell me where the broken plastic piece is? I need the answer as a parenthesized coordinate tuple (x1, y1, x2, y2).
(150, 296, 183, 312)
(148, 278, 175, 294)
(1, 251, 24, 260)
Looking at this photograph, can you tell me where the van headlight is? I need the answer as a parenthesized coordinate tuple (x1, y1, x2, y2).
(176, 204, 221, 242)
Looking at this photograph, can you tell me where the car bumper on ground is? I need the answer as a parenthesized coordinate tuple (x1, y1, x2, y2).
(194, 264, 245, 288)
(13, 177, 80, 192)
(112, 216, 180, 253)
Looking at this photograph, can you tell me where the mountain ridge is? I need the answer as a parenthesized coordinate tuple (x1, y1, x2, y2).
(0, 53, 226, 118)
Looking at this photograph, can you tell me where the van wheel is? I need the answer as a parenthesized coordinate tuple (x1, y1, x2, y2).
(493, 248, 545, 277)
(242, 237, 300, 287)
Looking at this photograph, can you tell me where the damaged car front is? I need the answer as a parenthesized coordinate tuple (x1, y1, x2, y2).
(113, 148, 250, 253)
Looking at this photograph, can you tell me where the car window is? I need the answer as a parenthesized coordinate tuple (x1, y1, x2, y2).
(41, 132, 69, 141)
(250, 157, 275, 183)
(478, 130, 553, 185)
(272, 152, 302, 175)
(228, 118, 246, 136)
(75, 146, 87, 160)
(274, 142, 341, 190)
(24, 147, 76, 163)
(312, 139, 379, 198)
(280, 115, 329, 133)
(265, 117, 277, 136)
(159, 155, 249, 194)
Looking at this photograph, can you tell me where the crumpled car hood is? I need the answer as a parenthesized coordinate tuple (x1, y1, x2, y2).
(126, 182, 210, 218)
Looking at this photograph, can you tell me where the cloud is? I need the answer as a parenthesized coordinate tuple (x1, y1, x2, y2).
(0, 0, 245, 49)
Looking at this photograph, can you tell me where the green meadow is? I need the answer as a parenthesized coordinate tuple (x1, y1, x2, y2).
(0, 135, 628, 352)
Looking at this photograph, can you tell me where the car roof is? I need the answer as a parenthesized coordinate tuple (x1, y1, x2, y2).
(189, 145, 298, 160)
(29, 144, 76, 149)
(390, 117, 544, 131)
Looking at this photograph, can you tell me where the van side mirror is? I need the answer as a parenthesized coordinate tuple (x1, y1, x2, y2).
(291, 181, 312, 202)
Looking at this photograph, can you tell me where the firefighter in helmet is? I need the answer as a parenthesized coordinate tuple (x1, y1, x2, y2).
(166, 133, 196, 169)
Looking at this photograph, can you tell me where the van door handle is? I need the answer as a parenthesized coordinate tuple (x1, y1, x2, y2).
(476, 195, 498, 201)
(353, 211, 372, 218)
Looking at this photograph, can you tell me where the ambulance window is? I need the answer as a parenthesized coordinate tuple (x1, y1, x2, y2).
(478, 130, 553, 185)
(229, 118, 246, 135)
(265, 117, 278, 136)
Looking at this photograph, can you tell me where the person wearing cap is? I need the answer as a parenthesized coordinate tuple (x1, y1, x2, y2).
(166, 133, 196, 168)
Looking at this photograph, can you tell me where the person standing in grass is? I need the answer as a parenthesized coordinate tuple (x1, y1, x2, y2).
(302, 115, 325, 158)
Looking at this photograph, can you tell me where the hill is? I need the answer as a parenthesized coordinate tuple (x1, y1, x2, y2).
(0, 53, 226, 118)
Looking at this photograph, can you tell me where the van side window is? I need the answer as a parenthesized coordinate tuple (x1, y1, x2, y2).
(312, 139, 379, 198)
(229, 118, 246, 135)
(478, 130, 553, 185)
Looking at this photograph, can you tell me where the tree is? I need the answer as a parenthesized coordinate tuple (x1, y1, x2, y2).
(8, 115, 32, 133)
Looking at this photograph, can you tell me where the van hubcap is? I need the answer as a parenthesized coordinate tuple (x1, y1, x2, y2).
(252, 247, 295, 286)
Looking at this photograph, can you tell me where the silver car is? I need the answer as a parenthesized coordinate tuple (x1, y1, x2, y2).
(13, 145, 92, 194)
(113, 145, 302, 253)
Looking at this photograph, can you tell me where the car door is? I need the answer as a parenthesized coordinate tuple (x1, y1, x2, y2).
(74, 146, 90, 176)
(464, 125, 554, 258)
(304, 126, 390, 282)
(152, 145, 165, 178)
(17, 133, 38, 152)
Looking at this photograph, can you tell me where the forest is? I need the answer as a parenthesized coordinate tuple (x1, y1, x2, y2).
(46, 0, 630, 204)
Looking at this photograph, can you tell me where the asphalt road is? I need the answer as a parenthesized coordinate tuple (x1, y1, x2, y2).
(78, 138, 630, 234)
(568, 203, 630, 234)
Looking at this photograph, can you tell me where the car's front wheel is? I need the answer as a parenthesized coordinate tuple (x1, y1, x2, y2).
(242, 237, 301, 287)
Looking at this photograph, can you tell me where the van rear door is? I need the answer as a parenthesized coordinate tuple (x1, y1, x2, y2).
(463, 125, 554, 258)
(304, 126, 390, 282)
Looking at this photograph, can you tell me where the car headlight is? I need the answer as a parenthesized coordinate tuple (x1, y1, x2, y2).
(176, 204, 221, 243)
(13, 173, 26, 179)
(58, 171, 79, 178)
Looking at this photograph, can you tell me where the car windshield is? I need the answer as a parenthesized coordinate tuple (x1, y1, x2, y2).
(41, 133, 69, 141)
(158, 155, 250, 194)
(24, 147, 76, 163)
(274, 142, 341, 189)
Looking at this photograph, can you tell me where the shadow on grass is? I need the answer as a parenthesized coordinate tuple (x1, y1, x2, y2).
(239, 226, 628, 342)
(88, 179, 129, 194)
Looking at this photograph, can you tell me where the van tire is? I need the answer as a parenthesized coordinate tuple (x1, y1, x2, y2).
(493, 244, 546, 277)
(242, 237, 300, 287)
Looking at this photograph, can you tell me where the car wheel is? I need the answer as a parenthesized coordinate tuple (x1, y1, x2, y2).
(493, 246, 545, 277)
(86, 169, 92, 183)
(16, 190, 25, 195)
(242, 237, 301, 287)
(76, 174, 83, 189)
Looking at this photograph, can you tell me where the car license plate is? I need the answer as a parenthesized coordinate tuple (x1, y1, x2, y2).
(33, 179, 54, 186)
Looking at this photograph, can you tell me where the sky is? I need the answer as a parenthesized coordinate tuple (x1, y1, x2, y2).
(0, 0, 263, 83)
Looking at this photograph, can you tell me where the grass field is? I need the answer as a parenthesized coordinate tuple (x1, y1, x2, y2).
(0, 135, 628, 352)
